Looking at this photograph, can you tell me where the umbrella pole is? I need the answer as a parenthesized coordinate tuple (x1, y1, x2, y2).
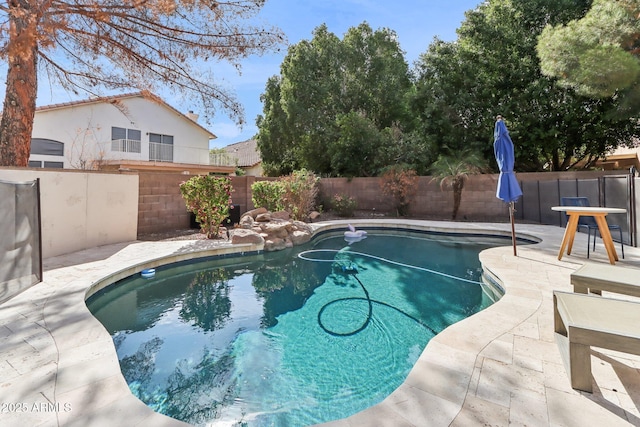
(509, 201, 517, 256)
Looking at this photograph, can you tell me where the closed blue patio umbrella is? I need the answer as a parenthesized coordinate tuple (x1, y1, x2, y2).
(494, 116, 523, 255)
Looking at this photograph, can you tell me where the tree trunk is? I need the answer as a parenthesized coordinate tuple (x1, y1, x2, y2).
(0, 0, 38, 167)
(452, 180, 463, 220)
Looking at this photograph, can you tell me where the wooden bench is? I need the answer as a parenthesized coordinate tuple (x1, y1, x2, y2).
(553, 291, 640, 392)
(570, 264, 640, 297)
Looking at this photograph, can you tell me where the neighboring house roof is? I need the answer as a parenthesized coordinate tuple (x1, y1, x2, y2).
(598, 141, 640, 171)
(36, 90, 216, 139)
(223, 139, 262, 167)
(598, 153, 640, 171)
(99, 160, 235, 175)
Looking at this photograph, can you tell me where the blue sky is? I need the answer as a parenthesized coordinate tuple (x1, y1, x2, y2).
(33, 0, 481, 149)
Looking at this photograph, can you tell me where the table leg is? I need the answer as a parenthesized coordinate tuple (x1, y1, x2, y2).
(566, 215, 579, 255)
(594, 215, 618, 264)
(558, 214, 579, 260)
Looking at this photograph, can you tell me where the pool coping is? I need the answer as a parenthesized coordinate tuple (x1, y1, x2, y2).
(2, 219, 640, 426)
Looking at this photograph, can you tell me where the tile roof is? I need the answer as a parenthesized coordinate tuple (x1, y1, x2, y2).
(223, 138, 262, 167)
(35, 91, 143, 112)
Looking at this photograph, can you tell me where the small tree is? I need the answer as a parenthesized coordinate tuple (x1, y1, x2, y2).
(281, 169, 319, 221)
(68, 121, 106, 170)
(251, 180, 285, 212)
(180, 175, 233, 239)
(380, 165, 418, 216)
(430, 152, 486, 220)
(331, 194, 357, 217)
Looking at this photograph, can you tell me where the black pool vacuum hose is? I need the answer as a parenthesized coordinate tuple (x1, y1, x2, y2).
(315, 259, 439, 337)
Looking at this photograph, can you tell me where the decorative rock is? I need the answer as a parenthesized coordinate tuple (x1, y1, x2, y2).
(239, 214, 254, 229)
(271, 211, 290, 221)
(290, 230, 311, 245)
(231, 209, 315, 252)
(260, 221, 290, 239)
(265, 237, 287, 252)
(309, 211, 321, 222)
(230, 229, 265, 245)
(255, 212, 272, 222)
(292, 220, 312, 233)
(218, 226, 229, 240)
(242, 207, 268, 219)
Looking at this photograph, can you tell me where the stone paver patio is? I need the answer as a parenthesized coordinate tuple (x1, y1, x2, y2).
(2, 219, 640, 426)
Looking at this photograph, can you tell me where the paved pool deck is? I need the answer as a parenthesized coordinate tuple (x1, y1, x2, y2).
(2, 220, 640, 427)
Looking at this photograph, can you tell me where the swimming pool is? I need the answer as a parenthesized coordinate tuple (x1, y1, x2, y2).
(86, 229, 508, 426)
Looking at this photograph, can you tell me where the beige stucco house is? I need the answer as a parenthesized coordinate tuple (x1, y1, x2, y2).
(223, 139, 263, 176)
(29, 92, 235, 174)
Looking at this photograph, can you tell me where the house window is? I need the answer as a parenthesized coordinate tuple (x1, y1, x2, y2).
(149, 133, 174, 162)
(30, 138, 64, 156)
(111, 127, 141, 153)
(29, 139, 65, 168)
(28, 160, 63, 169)
(149, 133, 173, 145)
(44, 161, 64, 168)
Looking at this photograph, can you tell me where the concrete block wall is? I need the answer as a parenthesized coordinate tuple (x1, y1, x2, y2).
(138, 173, 192, 235)
(453, 174, 508, 221)
(137, 169, 628, 236)
(318, 175, 509, 221)
(137, 174, 274, 235)
(230, 176, 256, 214)
(317, 170, 627, 222)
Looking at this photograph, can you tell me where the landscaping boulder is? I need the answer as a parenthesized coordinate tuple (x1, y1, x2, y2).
(309, 211, 321, 222)
(218, 226, 229, 240)
(239, 214, 254, 229)
(260, 221, 289, 239)
(292, 220, 312, 233)
(265, 237, 287, 251)
(271, 211, 290, 221)
(290, 230, 311, 245)
(242, 207, 268, 219)
(232, 209, 315, 252)
(255, 212, 272, 222)
(230, 228, 265, 245)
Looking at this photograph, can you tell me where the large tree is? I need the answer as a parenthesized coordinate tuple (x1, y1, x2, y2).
(0, 0, 284, 166)
(537, 0, 640, 109)
(257, 23, 416, 177)
(413, 0, 640, 172)
(256, 75, 299, 176)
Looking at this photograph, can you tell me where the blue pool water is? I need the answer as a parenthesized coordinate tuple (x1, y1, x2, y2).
(86, 230, 506, 426)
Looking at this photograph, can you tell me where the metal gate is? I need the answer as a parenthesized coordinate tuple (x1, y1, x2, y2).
(515, 173, 637, 247)
(0, 178, 42, 304)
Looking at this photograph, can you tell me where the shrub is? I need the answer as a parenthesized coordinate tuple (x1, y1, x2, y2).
(281, 169, 319, 221)
(331, 194, 357, 217)
(251, 180, 285, 212)
(180, 175, 233, 239)
(380, 165, 418, 216)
